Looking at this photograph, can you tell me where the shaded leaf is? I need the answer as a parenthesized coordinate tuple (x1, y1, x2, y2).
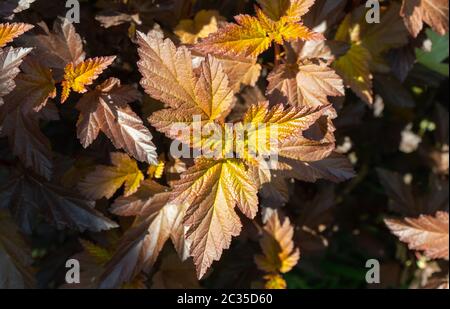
(0, 210, 35, 289)
(0, 169, 118, 234)
(79, 152, 144, 200)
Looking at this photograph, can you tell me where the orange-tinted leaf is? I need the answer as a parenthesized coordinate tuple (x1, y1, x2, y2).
(99, 192, 189, 288)
(257, 0, 315, 22)
(255, 211, 300, 273)
(20, 18, 86, 73)
(267, 62, 344, 108)
(76, 78, 157, 164)
(172, 159, 258, 278)
(385, 211, 449, 260)
(0, 22, 33, 48)
(401, 0, 449, 37)
(195, 15, 273, 58)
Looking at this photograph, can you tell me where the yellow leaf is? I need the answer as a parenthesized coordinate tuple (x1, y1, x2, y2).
(171, 159, 258, 278)
(78, 152, 144, 200)
(236, 102, 331, 162)
(255, 211, 300, 274)
(264, 273, 287, 289)
(147, 158, 166, 180)
(0, 23, 33, 48)
(79, 239, 112, 266)
(333, 4, 408, 103)
(61, 56, 116, 103)
(196, 14, 273, 58)
(195, 7, 321, 58)
(257, 0, 314, 22)
(175, 10, 224, 44)
(333, 43, 373, 104)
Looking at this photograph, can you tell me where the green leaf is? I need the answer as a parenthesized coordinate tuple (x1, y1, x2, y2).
(416, 29, 449, 77)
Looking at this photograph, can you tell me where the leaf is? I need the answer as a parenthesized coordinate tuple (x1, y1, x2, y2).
(0, 210, 35, 289)
(276, 152, 356, 183)
(110, 179, 167, 217)
(377, 168, 417, 216)
(0, 168, 118, 234)
(78, 152, 145, 200)
(255, 211, 300, 274)
(334, 4, 409, 103)
(257, 0, 315, 22)
(0, 0, 36, 18)
(171, 159, 258, 279)
(137, 31, 197, 110)
(295, 184, 336, 253)
(416, 29, 449, 76)
(20, 18, 85, 73)
(95, 11, 141, 29)
(333, 43, 373, 104)
(175, 10, 223, 44)
(377, 168, 449, 217)
(195, 54, 234, 121)
(0, 106, 54, 180)
(401, 0, 449, 37)
(218, 55, 262, 92)
(0, 58, 57, 180)
(76, 78, 157, 165)
(267, 62, 344, 108)
(195, 14, 272, 58)
(98, 192, 189, 288)
(0, 47, 32, 106)
(236, 102, 331, 161)
(7, 58, 57, 112)
(61, 56, 116, 103)
(263, 273, 287, 289)
(0, 23, 33, 48)
(79, 239, 112, 266)
(138, 32, 234, 146)
(194, 5, 322, 58)
(358, 3, 409, 71)
(385, 211, 449, 260)
(278, 133, 335, 162)
(139, 33, 232, 147)
(151, 253, 201, 289)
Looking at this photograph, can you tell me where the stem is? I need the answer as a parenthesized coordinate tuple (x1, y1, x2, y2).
(274, 44, 281, 66)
